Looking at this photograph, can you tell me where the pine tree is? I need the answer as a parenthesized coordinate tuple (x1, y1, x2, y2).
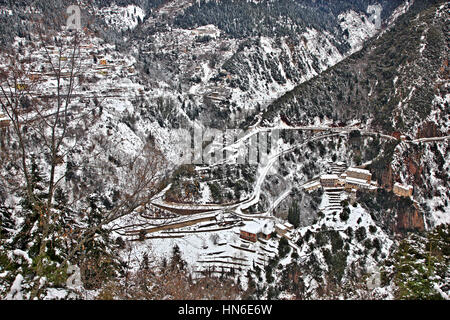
(287, 201, 300, 228)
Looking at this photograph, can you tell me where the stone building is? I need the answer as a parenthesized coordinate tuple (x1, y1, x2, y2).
(393, 183, 413, 198)
(345, 168, 372, 183)
(320, 174, 339, 188)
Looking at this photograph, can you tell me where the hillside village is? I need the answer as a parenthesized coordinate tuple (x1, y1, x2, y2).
(0, 29, 141, 100)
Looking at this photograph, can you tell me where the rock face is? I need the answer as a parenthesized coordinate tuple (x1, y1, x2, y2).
(376, 171, 424, 234)
(394, 152, 425, 233)
(379, 165, 395, 191)
(402, 150, 425, 188)
(396, 203, 425, 232)
(262, 1, 448, 136)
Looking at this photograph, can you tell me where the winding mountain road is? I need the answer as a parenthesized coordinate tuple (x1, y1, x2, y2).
(149, 125, 449, 218)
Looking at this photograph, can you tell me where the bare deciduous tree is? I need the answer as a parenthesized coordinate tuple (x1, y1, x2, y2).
(0, 21, 167, 298)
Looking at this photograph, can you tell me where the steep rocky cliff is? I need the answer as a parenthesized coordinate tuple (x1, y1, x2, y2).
(261, 0, 448, 136)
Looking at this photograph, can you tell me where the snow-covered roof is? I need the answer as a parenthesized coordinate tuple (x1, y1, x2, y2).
(321, 174, 339, 180)
(303, 181, 321, 188)
(346, 177, 370, 186)
(394, 182, 413, 190)
(276, 223, 287, 230)
(241, 221, 275, 235)
(195, 167, 209, 171)
(241, 221, 262, 234)
(346, 167, 371, 176)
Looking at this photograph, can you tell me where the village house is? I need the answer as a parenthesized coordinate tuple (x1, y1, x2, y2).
(275, 222, 295, 240)
(240, 221, 274, 243)
(275, 223, 287, 237)
(28, 74, 41, 82)
(337, 173, 347, 187)
(260, 222, 275, 240)
(393, 183, 413, 198)
(329, 161, 347, 175)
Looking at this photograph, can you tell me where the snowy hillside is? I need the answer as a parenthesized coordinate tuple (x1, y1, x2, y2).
(0, 0, 448, 301)
(95, 4, 146, 31)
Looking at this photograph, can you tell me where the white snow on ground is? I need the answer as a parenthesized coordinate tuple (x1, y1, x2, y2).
(120, 217, 280, 289)
(95, 4, 146, 31)
(12, 250, 33, 265)
(43, 288, 70, 300)
(227, 21, 376, 113)
(284, 199, 395, 299)
(338, 10, 378, 54)
(5, 274, 24, 300)
(386, 1, 414, 26)
(198, 182, 212, 204)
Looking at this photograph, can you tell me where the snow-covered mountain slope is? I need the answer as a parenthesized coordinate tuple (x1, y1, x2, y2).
(1, 0, 448, 301)
(122, 0, 410, 127)
(258, 0, 449, 229)
(93, 4, 146, 31)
